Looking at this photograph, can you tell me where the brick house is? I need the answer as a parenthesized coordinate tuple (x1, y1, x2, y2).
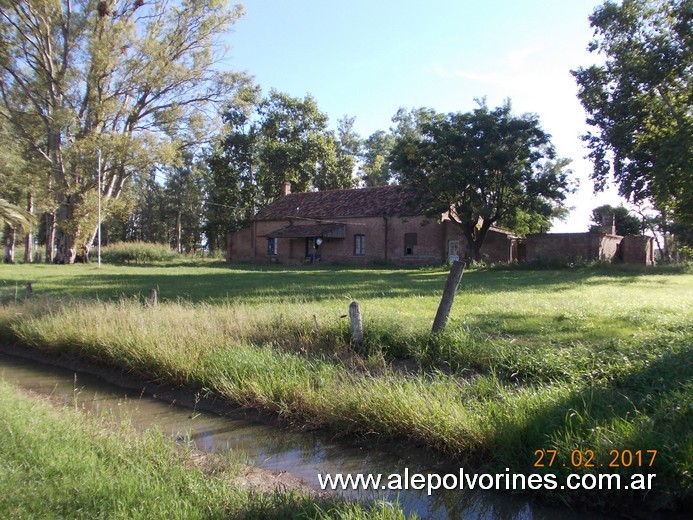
(227, 183, 517, 265)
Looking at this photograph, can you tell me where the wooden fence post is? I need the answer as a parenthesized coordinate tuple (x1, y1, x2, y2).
(147, 288, 158, 307)
(26, 283, 33, 298)
(432, 261, 465, 333)
(349, 301, 364, 352)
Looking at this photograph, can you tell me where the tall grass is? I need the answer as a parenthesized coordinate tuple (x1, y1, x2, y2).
(0, 380, 410, 519)
(101, 241, 179, 264)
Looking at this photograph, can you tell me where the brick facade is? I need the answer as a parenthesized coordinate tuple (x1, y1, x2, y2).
(226, 185, 516, 265)
(621, 235, 655, 265)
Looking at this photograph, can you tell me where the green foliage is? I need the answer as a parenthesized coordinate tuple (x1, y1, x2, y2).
(390, 101, 572, 260)
(572, 0, 693, 225)
(255, 89, 354, 199)
(206, 89, 357, 242)
(360, 130, 395, 186)
(0, 198, 36, 232)
(589, 204, 643, 235)
(204, 86, 263, 249)
(0, 0, 250, 262)
(101, 241, 179, 265)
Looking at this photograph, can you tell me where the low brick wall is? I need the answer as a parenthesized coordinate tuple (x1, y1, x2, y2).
(621, 235, 655, 265)
(525, 232, 654, 265)
(526, 233, 603, 263)
(227, 227, 255, 262)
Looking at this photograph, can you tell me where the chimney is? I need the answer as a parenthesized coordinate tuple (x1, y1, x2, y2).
(281, 181, 291, 197)
(601, 212, 616, 235)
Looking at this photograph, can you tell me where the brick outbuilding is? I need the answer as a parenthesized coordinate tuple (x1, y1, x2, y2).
(523, 213, 655, 266)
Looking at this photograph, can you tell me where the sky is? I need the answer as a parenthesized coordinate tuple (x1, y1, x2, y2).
(221, 0, 626, 232)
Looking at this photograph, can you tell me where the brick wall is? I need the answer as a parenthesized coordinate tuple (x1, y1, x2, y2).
(441, 222, 515, 262)
(526, 233, 603, 263)
(228, 215, 447, 265)
(621, 235, 655, 265)
(227, 227, 254, 262)
(525, 232, 653, 265)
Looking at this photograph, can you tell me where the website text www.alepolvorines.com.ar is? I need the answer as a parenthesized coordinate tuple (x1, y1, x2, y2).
(318, 468, 657, 496)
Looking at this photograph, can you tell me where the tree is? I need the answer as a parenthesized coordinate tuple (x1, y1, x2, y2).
(334, 115, 361, 188)
(0, 198, 35, 231)
(206, 89, 354, 248)
(204, 114, 255, 250)
(391, 101, 571, 262)
(254, 90, 353, 200)
(1, 198, 37, 263)
(0, 0, 248, 263)
(572, 0, 692, 228)
(360, 130, 395, 186)
(589, 204, 642, 235)
(163, 154, 206, 253)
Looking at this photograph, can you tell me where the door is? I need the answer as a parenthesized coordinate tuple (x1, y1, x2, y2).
(305, 238, 321, 262)
(448, 240, 460, 262)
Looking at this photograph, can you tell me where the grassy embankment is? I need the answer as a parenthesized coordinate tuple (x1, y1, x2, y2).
(0, 380, 408, 519)
(1, 262, 691, 513)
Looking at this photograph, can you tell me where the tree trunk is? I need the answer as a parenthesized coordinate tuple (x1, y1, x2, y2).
(470, 241, 482, 263)
(23, 192, 34, 263)
(176, 210, 182, 253)
(3, 224, 16, 264)
(54, 194, 83, 264)
(432, 261, 465, 333)
(462, 227, 484, 264)
(45, 211, 56, 263)
(55, 228, 77, 264)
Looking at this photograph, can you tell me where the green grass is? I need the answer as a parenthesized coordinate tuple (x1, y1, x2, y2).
(0, 262, 691, 513)
(0, 380, 410, 519)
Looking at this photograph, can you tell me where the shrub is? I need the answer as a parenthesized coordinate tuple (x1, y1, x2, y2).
(101, 241, 179, 265)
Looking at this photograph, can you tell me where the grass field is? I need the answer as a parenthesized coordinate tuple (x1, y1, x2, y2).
(0, 261, 691, 513)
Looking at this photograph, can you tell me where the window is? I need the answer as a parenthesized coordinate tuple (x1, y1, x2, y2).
(267, 237, 277, 256)
(354, 234, 365, 256)
(404, 233, 417, 255)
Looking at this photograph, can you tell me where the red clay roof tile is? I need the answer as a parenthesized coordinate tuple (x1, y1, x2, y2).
(254, 184, 422, 221)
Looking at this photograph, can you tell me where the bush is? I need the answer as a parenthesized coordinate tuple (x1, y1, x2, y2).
(101, 241, 179, 265)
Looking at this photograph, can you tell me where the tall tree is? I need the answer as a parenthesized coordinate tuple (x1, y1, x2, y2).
(0, 0, 248, 263)
(254, 90, 353, 200)
(589, 204, 642, 235)
(163, 154, 205, 253)
(333, 115, 361, 188)
(206, 89, 354, 247)
(572, 0, 692, 228)
(204, 111, 256, 250)
(360, 130, 395, 186)
(391, 101, 571, 261)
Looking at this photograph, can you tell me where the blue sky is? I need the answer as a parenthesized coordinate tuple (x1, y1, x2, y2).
(222, 0, 625, 231)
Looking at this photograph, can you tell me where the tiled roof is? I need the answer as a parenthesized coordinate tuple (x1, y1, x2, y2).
(254, 184, 422, 221)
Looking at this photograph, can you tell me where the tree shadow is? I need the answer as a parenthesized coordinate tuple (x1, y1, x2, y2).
(488, 346, 692, 512)
(9, 264, 687, 305)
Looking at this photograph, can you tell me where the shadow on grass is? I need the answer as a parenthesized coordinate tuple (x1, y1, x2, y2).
(489, 344, 692, 512)
(4, 263, 688, 305)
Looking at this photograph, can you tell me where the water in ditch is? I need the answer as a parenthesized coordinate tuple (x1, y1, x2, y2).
(0, 351, 613, 520)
